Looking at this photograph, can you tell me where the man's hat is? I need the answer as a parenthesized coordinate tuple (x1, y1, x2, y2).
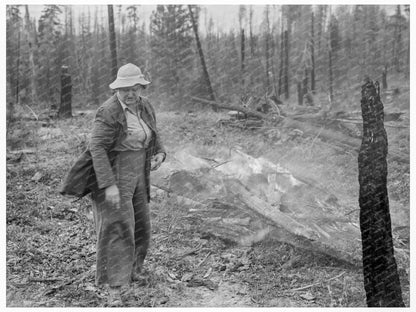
(109, 63, 150, 89)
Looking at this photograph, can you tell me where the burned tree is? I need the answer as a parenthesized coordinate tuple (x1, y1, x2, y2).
(358, 79, 404, 307)
(310, 9, 316, 94)
(59, 65, 72, 118)
(108, 5, 117, 81)
(188, 5, 217, 111)
(238, 5, 246, 90)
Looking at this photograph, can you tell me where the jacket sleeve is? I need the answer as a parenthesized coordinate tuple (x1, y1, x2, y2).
(89, 107, 117, 189)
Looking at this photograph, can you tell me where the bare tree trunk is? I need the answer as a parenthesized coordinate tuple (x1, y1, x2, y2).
(69, 5, 73, 38)
(76, 12, 88, 97)
(238, 5, 246, 90)
(270, 8, 278, 96)
(297, 80, 303, 105)
(241, 28, 245, 90)
(117, 5, 122, 53)
(358, 79, 404, 307)
(283, 28, 289, 100)
(91, 7, 101, 105)
(302, 66, 309, 95)
(108, 5, 118, 80)
(393, 5, 402, 73)
(310, 9, 316, 94)
(15, 29, 21, 105)
(249, 5, 254, 57)
(302, 67, 308, 99)
(327, 5, 334, 107)
(264, 6, 271, 92)
(24, 5, 38, 104)
(328, 45, 334, 105)
(188, 5, 217, 111)
(382, 65, 388, 90)
(61, 6, 72, 73)
(317, 5, 326, 54)
(278, 10, 284, 97)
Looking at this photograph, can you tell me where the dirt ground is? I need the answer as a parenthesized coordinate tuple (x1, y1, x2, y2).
(5, 106, 410, 307)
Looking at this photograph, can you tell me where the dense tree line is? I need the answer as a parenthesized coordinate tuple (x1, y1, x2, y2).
(6, 4, 410, 110)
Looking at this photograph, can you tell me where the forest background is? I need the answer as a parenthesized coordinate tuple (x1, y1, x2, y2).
(5, 3, 410, 111)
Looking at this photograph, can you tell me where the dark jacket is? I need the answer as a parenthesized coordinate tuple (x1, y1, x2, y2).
(60, 95, 165, 202)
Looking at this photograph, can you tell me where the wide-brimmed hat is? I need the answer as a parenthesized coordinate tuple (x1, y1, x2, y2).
(109, 63, 150, 89)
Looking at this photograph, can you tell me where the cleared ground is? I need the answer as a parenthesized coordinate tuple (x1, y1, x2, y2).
(6, 102, 410, 307)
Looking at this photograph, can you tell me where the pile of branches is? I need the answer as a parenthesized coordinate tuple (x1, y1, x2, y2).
(191, 94, 408, 164)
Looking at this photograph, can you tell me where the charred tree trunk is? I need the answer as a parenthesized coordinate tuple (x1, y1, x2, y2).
(108, 5, 117, 81)
(188, 5, 217, 111)
(59, 65, 72, 118)
(358, 79, 404, 307)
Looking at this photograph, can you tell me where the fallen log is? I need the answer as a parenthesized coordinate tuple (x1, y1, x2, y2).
(282, 118, 407, 164)
(332, 118, 409, 129)
(282, 117, 360, 148)
(281, 117, 408, 164)
(191, 96, 275, 121)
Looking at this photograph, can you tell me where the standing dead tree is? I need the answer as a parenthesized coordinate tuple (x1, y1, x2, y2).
(24, 5, 38, 104)
(358, 78, 404, 307)
(263, 5, 271, 92)
(310, 9, 316, 94)
(108, 5, 117, 81)
(238, 5, 246, 90)
(188, 5, 217, 111)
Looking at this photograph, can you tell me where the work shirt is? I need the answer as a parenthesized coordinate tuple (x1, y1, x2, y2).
(114, 96, 153, 151)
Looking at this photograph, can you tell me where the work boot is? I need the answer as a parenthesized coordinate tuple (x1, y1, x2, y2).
(131, 271, 150, 286)
(108, 286, 122, 306)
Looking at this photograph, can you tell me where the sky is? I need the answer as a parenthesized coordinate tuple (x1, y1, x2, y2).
(25, 4, 268, 34)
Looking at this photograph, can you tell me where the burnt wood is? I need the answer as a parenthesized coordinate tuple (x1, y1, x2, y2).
(59, 65, 72, 118)
(358, 78, 404, 307)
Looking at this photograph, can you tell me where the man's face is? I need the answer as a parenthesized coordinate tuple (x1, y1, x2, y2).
(117, 84, 143, 106)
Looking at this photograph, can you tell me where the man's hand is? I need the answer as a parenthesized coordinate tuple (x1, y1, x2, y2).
(105, 184, 120, 209)
(151, 153, 165, 171)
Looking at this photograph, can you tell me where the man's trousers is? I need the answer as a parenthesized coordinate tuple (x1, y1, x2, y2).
(91, 150, 150, 286)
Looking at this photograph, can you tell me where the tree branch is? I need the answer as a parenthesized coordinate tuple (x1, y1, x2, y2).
(191, 96, 275, 121)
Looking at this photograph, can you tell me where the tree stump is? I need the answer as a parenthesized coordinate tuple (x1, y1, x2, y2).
(358, 78, 404, 307)
(59, 65, 72, 118)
